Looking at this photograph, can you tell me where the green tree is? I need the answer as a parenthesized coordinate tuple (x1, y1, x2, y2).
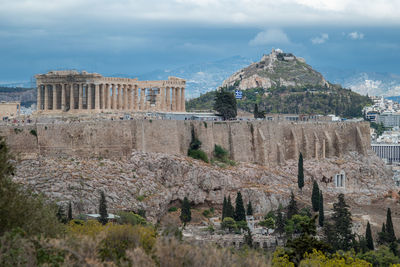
(331, 193, 354, 251)
(99, 191, 108, 225)
(276, 205, 285, 235)
(311, 180, 320, 212)
(221, 217, 237, 232)
(247, 200, 253, 216)
(366, 221, 374, 251)
(287, 192, 298, 220)
(318, 191, 324, 227)
(56, 205, 67, 224)
(297, 153, 304, 190)
(180, 197, 191, 225)
(386, 208, 396, 243)
(222, 196, 227, 221)
(234, 191, 246, 222)
(67, 201, 73, 222)
(244, 228, 253, 248)
(226, 196, 234, 219)
(253, 103, 265, 119)
(378, 223, 387, 245)
(358, 246, 400, 266)
(214, 87, 237, 120)
(254, 103, 259, 118)
(259, 217, 275, 229)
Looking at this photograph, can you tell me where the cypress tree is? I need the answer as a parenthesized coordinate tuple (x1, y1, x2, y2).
(287, 192, 298, 220)
(67, 201, 73, 222)
(297, 153, 304, 190)
(366, 221, 374, 250)
(222, 196, 227, 220)
(180, 196, 192, 225)
(386, 208, 396, 242)
(98, 191, 108, 225)
(56, 205, 66, 224)
(234, 191, 246, 222)
(318, 190, 324, 227)
(247, 201, 253, 216)
(276, 205, 285, 236)
(254, 104, 259, 119)
(332, 193, 354, 251)
(311, 180, 320, 212)
(226, 196, 234, 218)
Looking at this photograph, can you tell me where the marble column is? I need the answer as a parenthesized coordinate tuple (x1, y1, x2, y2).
(101, 84, 106, 110)
(61, 84, 66, 111)
(171, 87, 176, 111)
(95, 84, 100, 110)
(52, 84, 57, 110)
(44, 84, 49, 110)
(37, 84, 42, 111)
(78, 84, 83, 110)
(123, 85, 128, 110)
(134, 85, 138, 111)
(176, 87, 181, 112)
(70, 84, 75, 110)
(166, 87, 170, 111)
(181, 87, 185, 112)
(140, 88, 146, 110)
(87, 84, 92, 110)
(116, 84, 121, 110)
(107, 84, 112, 110)
(160, 87, 165, 110)
(112, 84, 116, 110)
(128, 85, 132, 110)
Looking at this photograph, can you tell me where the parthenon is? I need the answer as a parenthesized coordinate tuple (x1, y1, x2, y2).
(35, 70, 186, 113)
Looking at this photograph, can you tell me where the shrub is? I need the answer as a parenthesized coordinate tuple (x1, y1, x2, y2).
(188, 149, 209, 163)
(117, 211, 147, 226)
(67, 220, 105, 238)
(168, 207, 178, 212)
(29, 129, 37, 137)
(202, 209, 213, 218)
(236, 220, 248, 230)
(136, 195, 146, 201)
(98, 225, 156, 263)
(214, 144, 228, 160)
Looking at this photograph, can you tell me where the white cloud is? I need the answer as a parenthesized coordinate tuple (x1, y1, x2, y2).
(1, 0, 400, 28)
(249, 29, 290, 46)
(311, 33, 329, 44)
(348, 31, 365, 40)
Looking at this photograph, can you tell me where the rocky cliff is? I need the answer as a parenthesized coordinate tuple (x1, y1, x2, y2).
(12, 150, 394, 223)
(222, 49, 329, 90)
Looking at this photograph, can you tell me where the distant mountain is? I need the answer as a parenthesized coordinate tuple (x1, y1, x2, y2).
(325, 71, 400, 97)
(223, 49, 329, 90)
(137, 56, 252, 99)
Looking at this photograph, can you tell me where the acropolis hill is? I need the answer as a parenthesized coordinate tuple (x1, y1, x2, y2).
(2, 69, 397, 229)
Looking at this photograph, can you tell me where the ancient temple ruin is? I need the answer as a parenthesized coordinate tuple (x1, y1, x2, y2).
(35, 70, 186, 113)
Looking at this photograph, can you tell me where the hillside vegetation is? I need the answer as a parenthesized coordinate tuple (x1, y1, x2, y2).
(186, 84, 371, 118)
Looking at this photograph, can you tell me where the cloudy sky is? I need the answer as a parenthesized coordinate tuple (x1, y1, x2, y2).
(0, 0, 399, 84)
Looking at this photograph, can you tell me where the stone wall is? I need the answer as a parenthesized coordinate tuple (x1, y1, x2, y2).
(0, 120, 371, 165)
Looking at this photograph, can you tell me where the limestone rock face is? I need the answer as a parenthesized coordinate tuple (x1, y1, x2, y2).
(222, 49, 329, 90)
(12, 150, 394, 223)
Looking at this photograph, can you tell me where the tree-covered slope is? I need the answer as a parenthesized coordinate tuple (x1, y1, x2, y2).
(186, 84, 372, 118)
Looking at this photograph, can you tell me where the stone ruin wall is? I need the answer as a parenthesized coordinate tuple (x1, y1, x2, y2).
(0, 120, 371, 165)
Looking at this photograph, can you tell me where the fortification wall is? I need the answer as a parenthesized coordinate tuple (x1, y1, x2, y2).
(0, 120, 371, 165)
